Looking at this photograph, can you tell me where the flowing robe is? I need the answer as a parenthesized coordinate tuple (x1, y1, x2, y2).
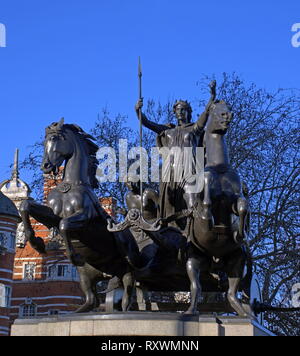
(140, 113, 208, 235)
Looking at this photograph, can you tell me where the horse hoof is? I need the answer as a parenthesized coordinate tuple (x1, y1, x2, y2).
(240, 314, 249, 318)
(75, 303, 94, 313)
(29, 236, 47, 254)
(121, 304, 131, 312)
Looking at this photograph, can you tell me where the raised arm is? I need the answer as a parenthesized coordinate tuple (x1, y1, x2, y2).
(194, 80, 217, 132)
(135, 98, 169, 135)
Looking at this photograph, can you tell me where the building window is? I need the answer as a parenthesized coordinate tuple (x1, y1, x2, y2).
(49, 309, 60, 316)
(48, 265, 56, 278)
(57, 265, 69, 277)
(7, 232, 16, 250)
(0, 284, 11, 308)
(48, 264, 70, 280)
(0, 232, 8, 254)
(5, 285, 11, 307)
(0, 231, 16, 253)
(20, 302, 37, 318)
(23, 263, 36, 280)
(71, 266, 78, 280)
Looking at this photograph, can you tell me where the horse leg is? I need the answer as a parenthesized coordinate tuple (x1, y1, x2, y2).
(75, 263, 103, 313)
(200, 171, 214, 229)
(226, 250, 248, 317)
(185, 257, 202, 314)
(19, 200, 60, 254)
(227, 277, 248, 317)
(237, 197, 248, 238)
(59, 214, 88, 266)
(233, 197, 249, 243)
(121, 272, 134, 311)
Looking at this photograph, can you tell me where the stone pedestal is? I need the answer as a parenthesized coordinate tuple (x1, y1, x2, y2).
(11, 312, 274, 336)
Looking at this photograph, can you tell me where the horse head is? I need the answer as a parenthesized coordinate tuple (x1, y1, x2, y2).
(41, 118, 74, 175)
(41, 118, 99, 188)
(206, 101, 233, 135)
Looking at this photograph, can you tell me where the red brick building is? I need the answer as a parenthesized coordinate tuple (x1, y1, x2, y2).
(0, 192, 21, 336)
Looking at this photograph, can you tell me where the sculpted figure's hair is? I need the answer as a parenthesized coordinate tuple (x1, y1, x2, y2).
(173, 100, 193, 122)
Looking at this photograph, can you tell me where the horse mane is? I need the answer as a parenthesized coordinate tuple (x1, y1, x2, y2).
(209, 100, 229, 112)
(64, 124, 100, 189)
(209, 100, 231, 113)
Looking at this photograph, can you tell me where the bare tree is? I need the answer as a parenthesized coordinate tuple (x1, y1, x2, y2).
(19, 140, 44, 201)
(198, 73, 300, 335)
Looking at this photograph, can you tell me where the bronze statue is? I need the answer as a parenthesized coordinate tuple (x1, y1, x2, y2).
(135, 81, 216, 235)
(132, 80, 253, 316)
(18, 75, 300, 320)
(19, 119, 141, 312)
(120, 179, 187, 284)
(125, 180, 159, 222)
(185, 100, 251, 315)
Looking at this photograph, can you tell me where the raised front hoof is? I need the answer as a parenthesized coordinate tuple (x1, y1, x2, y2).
(29, 236, 47, 255)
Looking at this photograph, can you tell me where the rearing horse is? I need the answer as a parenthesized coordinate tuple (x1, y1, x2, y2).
(186, 101, 251, 316)
(20, 119, 140, 312)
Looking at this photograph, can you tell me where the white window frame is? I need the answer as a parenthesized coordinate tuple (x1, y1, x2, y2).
(7, 232, 16, 251)
(47, 264, 71, 280)
(0, 231, 16, 253)
(19, 302, 37, 318)
(23, 263, 36, 281)
(4, 285, 12, 308)
(0, 283, 6, 307)
(71, 266, 79, 281)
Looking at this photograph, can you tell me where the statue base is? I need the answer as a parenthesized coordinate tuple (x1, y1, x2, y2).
(11, 312, 274, 336)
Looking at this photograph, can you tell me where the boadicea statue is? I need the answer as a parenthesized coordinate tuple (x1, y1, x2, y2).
(20, 84, 300, 318)
(19, 87, 253, 317)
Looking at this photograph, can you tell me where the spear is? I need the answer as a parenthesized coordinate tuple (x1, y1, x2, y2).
(138, 57, 144, 215)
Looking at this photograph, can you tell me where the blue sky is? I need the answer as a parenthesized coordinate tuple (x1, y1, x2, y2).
(0, 0, 299, 183)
